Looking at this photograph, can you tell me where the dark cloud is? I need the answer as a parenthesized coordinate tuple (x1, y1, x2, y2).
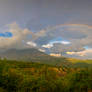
(30, 24, 92, 59)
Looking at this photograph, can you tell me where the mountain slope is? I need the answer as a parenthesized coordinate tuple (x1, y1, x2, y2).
(0, 48, 68, 65)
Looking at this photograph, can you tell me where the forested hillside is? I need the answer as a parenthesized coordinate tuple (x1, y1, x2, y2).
(0, 59, 92, 92)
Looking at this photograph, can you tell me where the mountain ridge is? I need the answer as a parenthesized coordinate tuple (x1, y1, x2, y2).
(0, 48, 68, 65)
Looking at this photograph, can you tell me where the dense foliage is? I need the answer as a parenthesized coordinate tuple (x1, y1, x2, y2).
(0, 59, 92, 92)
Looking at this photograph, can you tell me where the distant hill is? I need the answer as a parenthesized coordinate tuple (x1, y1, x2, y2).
(0, 48, 69, 65)
(0, 48, 91, 66)
(0, 48, 49, 60)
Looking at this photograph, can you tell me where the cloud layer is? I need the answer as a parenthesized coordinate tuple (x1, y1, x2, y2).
(0, 23, 32, 49)
(32, 24, 92, 59)
(0, 23, 92, 59)
(66, 49, 92, 59)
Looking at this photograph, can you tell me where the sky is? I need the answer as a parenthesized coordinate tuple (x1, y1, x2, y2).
(0, 0, 92, 59)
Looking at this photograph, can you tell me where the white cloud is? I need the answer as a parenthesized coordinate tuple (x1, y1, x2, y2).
(27, 41, 37, 47)
(38, 49, 46, 52)
(50, 53, 61, 57)
(42, 44, 53, 48)
(42, 40, 70, 49)
(66, 48, 92, 59)
(51, 40, 71, 45)
(61, 41, 71, 45)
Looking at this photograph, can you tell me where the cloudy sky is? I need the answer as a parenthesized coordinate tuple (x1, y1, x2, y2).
(0, 0, 92, 59)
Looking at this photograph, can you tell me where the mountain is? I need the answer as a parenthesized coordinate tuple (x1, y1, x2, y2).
(0, 48, 68, 65)
(0, 48, 92, 67)
(0, 48, 49, 60)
